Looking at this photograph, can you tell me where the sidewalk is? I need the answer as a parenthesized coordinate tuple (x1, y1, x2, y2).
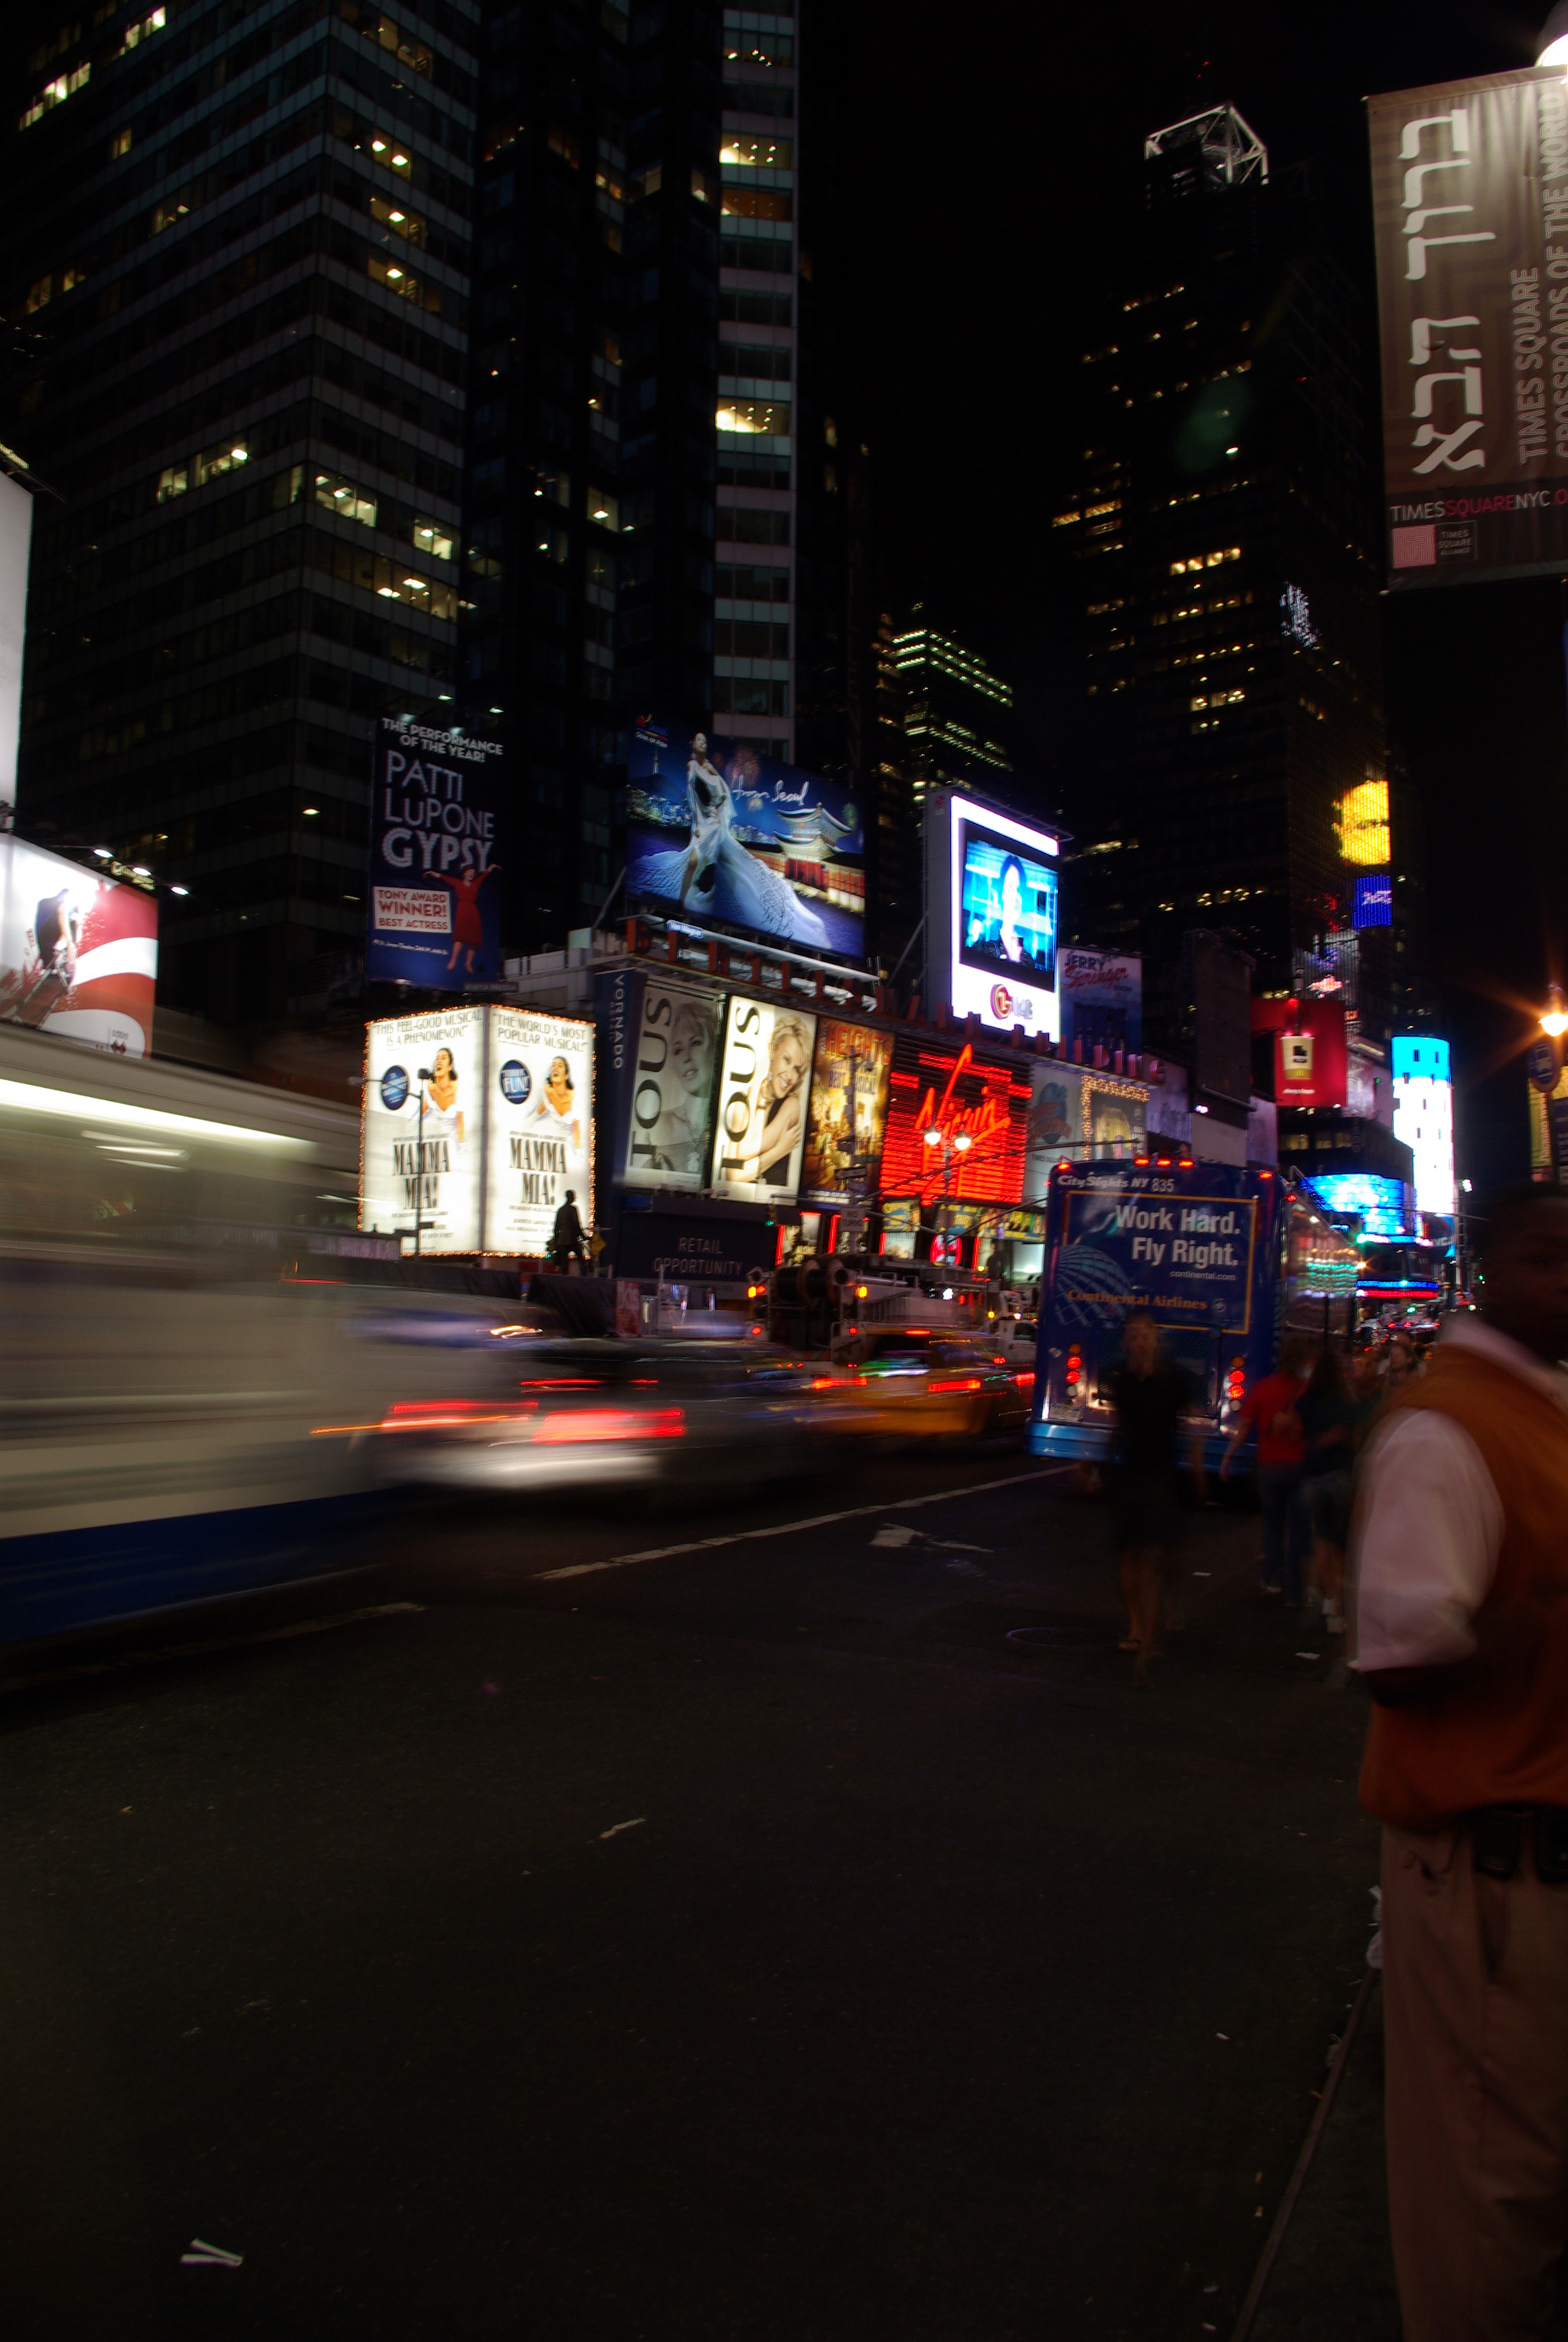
(1248, 1974, 1398, 2341)
(1248, 1974, 1568, 2340)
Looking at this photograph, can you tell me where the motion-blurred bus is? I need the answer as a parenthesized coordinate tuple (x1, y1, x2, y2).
(0, 1024, 509, 1645)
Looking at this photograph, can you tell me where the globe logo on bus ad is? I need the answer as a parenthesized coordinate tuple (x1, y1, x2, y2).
(498, 1058, 531, 1106)
(380, 1063, 410, 1112)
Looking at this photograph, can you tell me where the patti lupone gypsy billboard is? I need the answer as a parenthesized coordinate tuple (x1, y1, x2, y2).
(368, 720, 503, 986)
(1370, 66, 1568, 586)
(626, 716, 865, 959)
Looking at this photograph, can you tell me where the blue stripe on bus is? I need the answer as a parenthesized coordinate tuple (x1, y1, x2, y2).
(0, 1491, 390, 1645)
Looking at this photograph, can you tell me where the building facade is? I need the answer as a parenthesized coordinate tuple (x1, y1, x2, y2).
(886, 605, 1011, 799)
(2, 0, 861, 1024)
(459, 0, 860, 960)
(2, 0, 479, 1021)
(1056, 106, 1399, 1065)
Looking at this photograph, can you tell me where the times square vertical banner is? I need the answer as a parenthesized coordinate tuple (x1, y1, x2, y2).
(1370, 67, 1568, 587)
(367, 720, 504, 986)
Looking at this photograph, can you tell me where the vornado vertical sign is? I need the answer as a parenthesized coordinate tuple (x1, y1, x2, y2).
(1370, 67, 1568, 586)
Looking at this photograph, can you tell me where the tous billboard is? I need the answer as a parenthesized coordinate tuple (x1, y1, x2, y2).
(709, 995, 818, 1203)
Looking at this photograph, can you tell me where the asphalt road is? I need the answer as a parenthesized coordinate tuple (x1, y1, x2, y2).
(2, 1454, 1380, 2341)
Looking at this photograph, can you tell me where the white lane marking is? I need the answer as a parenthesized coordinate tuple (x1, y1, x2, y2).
(181, 2239, 243, 2268)
(599, 1817, 646, 1840)
(535, 1466, 1073, 1580)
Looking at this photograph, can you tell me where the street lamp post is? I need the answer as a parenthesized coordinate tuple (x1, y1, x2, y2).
(411, 1066, 437, 1257)
(922, 1124, 972, 1265)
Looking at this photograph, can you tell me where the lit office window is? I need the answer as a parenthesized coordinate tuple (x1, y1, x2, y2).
(720, 135, 793, 168)
(717, 400, 791, 437)
(371, 194, 426, 244)
(315, 472, 379, 528)
(194, 442, 250, 487)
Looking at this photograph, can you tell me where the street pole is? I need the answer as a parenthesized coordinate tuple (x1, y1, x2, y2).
(414, 1071, 428, 1258)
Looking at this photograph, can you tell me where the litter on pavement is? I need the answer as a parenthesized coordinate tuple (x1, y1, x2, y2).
(181, 2239, 243, 2267)
(599, 1818, 646, 1840)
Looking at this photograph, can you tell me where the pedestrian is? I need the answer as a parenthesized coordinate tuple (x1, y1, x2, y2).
(550, 1188, 588, 1274)
(1353, 1182, 1568, 2340)
(1219, 1334, 1312, 1601)
(1295, 1345, 1354, 1633)
(1106, 1310, 1207, 1684)
(1385, 1327, 1421, 1393)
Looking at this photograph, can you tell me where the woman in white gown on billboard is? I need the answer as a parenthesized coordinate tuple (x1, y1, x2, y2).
(532, 1054, 584, 1165)
(636, 734, 828, 947)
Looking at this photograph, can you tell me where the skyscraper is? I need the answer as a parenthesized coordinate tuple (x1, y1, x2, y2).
(2, 0, 479, 1019)
(460, 0, 857, 959)
(887, 606, 1012, 800)
(1057, 106, 1396, 1062)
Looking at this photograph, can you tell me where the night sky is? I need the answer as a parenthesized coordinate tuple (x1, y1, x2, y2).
(842, 2, 1566, 1194)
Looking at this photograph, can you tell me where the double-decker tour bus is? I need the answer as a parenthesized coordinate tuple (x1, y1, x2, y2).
(1027, 1155, 1359, 1472)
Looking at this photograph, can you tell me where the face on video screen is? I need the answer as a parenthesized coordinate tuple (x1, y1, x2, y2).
(957, 820, 1058, 988)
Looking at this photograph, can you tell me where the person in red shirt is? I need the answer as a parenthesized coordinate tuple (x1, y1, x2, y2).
(1220, 1336, 1312, 1601)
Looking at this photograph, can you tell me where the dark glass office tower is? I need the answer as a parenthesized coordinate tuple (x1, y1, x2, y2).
(0, 0, 479, 1020)
(1056, 106, 1395, 1053)
(462, 0, 859, 956)
(459, 0, 718, 954)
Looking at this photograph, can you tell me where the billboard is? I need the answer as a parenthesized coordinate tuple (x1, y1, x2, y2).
(1353, 874, 1393, 929)
(1391, 1034, 1455, 1217)
(881, 1035, 1031, 1205)
(923, 792, 1060, 1041)
(484, 1007, 595, 1256)
(0, 837, 158, 1057)
(1054, 1181, 1258, 1337)
(1253, 995, 1349, 1112)
(1370, 67, 1568, 588)
(709, 995, 818, 1202)
(1060, 948, 1142, 1053)
(1307, 1171, 1413, 1240)
(618, 976, 724, 1192)
(368, 720, 503, 988)
(626, 717, 864, 959)
(361, 1004, 484, 1253)
(360, 1004, 593, 1253)
(1024, 1060, 1148, 1197)
(0, 471, 34, 822)
(799, 1019, 892, 1206)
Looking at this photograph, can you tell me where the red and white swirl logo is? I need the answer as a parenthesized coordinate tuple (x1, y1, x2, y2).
(990, 983, 1013, 1021)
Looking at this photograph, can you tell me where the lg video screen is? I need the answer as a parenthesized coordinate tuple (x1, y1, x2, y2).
(957, 819, 1057, 991)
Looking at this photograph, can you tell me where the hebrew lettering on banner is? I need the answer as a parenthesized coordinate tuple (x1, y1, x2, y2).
(1370, 67, 1568, 586)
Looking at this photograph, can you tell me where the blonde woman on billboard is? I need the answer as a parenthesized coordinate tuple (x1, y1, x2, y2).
(635, 732, 828, 947)
(421, 1047, 464, 1146)
(737, 1013, 812, 1186)
(532, 1054, 583, 1156)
